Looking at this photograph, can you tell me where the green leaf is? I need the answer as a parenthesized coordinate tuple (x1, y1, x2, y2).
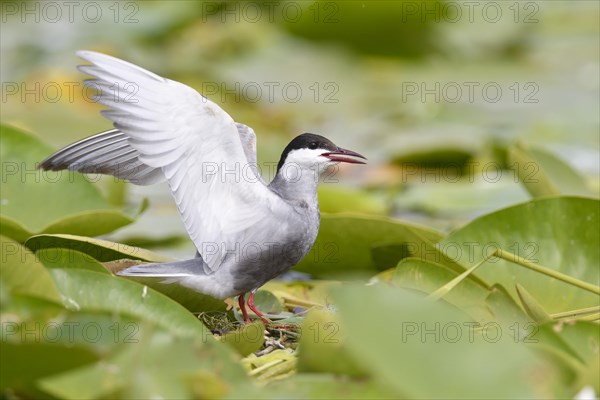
(297, 308, 366, 377)
(333, 284, 543, 399)
(41, 209, 137, 237)
(48, 268, 207, 337)
(247, 373, 396, 399)
(508, 142, 595, 198)
(0, 124, 143, 241)
(295, 214, 447, 278)
(123, 275, 228, 314)
(318, 185, 388, 215)
(392, 257, 491, 320)
(553, 322, 600, 365)
(0, 342, 99, 394)
(0, 235, 61, 303)
(218, 321, 265, 356)
(39, 327, 250, 400)
(440, 196, 599, 313)
(25, 234, 171, 262)
(0, 215, 32, 243)
(36, 248, 110, 274)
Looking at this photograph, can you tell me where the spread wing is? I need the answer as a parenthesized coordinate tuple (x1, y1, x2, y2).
(77, 50, 281, 271)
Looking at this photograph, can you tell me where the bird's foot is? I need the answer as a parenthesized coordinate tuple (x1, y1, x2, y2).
(238, 292, 271, 324)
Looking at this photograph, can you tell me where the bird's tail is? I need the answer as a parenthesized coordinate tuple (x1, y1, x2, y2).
(117, 257, 207, 281)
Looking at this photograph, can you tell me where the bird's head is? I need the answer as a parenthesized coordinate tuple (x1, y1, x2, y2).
(276, 133, 366, 176)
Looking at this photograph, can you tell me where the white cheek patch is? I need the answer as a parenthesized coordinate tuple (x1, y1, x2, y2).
(283, 148, 330, 170)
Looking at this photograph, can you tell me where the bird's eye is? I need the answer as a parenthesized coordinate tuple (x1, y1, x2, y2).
(308, 142, 318, 150)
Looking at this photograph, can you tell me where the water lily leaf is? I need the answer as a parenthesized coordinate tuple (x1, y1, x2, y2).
(298, 308, 366, 377)
(440, 196, 599, 313)
(0, 124, 144, 241)
(248, 373, 396, 399)
(395, 176, 529, 217)
(41, 208, 141, 238)
(0, 215, 32, 243)
(295, 214, 446, 278)
(392, 257, 491, 320)
(39, 327, 250, 400)
(333, 284, 542, 399)
(218, 321, 265, 356)
(485, 284, 530, 328)
(25, 234, 171, 262)
(0, 235, 61, 303)
(0, 342, 99, 395)
(318, 185, 388, 215)
(508, 142, 594, 198)
(124, 275, 228, 314)
(248, 290, 284, 315)
(37, 248, 110, 274)
(552, 322, 600, 365)
(101, 259, 227, 314)
(48, 268, 207, 337)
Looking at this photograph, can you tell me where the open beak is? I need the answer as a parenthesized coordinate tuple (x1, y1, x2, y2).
(322, 147, 367, 164)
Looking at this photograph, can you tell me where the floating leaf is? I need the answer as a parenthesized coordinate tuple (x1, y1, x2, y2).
(25, 234, 171, 262)
(36, 248, 110, 274)
(39, 327, 250, 400)
(440, 197, 599, 313)
(218, 321, 265, 356)
(48, 268, 207, 337)
(333, 284, 543, 399)
(508, 142, 594, 198)
(297, 308, 366, 377)
(318, 185, 388, 215)
(295, 214, 446, 278)
(0, 124, 144, 241)
(0, 235, 61, 303)
(392, 257, 491, 320)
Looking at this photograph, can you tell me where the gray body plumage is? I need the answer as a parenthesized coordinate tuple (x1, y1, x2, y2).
(40, 51, 364, 301)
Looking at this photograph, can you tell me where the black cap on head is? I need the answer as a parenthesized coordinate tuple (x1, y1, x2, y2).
(277, 133, 338, 172)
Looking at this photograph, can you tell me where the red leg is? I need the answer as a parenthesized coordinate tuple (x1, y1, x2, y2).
(247, 291, 270, 324)
(238, 294, 250, 323)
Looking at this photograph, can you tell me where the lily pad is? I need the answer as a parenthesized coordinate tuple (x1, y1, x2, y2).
(0, 235, 61, 303)
(25, 234, 172, 262)
(333, 284, 543, 399)
(0, 124, 144, 241)
(440, 196, 599, 313)
(218, 321, 265, 356)
(297, 308, 366, 377)
(36, 248, 110, 274)
(38, 327, 250, 400)
(318, 185, 388, 215)
(508, 142, 595, 198)
(294, 214, 446, 278)
(392, 257, 492, 320)
(48, 268, 207, 337)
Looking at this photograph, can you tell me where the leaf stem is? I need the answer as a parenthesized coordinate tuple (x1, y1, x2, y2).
(494, 249, 600, 295)
(551, 306, 600, 319)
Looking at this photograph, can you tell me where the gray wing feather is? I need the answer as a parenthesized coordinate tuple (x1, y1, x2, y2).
(235, 123, 264, 184)
(40, 125, 260, 186)
(39, 129, 165, 185)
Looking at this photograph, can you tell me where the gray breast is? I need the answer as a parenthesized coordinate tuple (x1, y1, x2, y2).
(229, 206, 319, 293)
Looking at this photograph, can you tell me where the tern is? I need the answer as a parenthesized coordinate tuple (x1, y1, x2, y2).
(40, 51, 366, 323)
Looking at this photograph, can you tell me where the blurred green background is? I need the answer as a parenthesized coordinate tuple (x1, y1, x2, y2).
(2, 0, 598, 257)
(1, 1, 599, 399)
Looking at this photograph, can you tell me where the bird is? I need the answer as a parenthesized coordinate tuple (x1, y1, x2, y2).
(39, 51, 366, 323)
